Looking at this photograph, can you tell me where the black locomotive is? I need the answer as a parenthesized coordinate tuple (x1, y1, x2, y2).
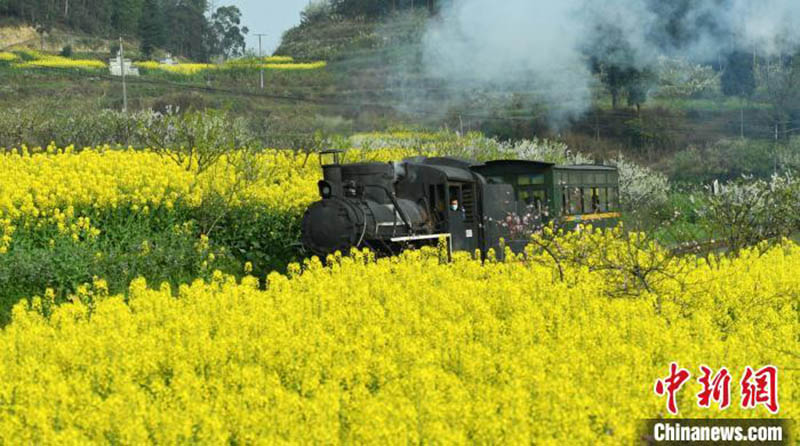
(301, 150, 620, 258)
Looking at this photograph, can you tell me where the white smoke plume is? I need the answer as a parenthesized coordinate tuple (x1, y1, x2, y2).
(419, 0, 800, 125)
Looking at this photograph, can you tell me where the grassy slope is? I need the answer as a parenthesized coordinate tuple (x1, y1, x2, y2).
(0, 17, 791, 172)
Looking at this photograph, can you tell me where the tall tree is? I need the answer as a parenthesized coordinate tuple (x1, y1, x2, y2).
(721, 51, 755, 138)
(760, 53, 800, 140)
(721, 51, 756, 98)
(163, 0, 210, 61)
(207, 5, 248, 60)
(112, 0, 144, 36)
(139, 0, 165, 58)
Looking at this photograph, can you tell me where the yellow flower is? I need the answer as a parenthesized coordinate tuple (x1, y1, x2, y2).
(0, 240, 795, 443)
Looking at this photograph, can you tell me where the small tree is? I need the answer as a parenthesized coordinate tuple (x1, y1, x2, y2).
(694, 174, 800, 252)
(759, 53, 800, 140)
(136, 108, 267, 236)
(136, 107, 255, 174)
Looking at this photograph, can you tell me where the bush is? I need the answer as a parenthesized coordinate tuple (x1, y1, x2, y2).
(693, 173, 800, 252)
(60, 45, 73, 58)
(609, 154, 669, 212)
(667, 139, 778, 184)
(0, 211, 223, 326)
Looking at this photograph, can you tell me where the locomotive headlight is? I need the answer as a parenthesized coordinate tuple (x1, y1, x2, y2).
(318, 181, 333, 198)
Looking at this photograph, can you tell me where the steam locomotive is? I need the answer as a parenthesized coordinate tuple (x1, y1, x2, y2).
(301, 150, 620, 258)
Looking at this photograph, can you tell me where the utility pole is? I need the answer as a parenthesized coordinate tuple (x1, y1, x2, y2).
(255, 33, 267, 89)
(120, 37, 128, 113)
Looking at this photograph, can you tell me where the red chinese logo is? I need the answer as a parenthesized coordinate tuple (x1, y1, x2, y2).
(697, 365, 731, 410)
(654, 362, 691, 415)
(654, 364, 779, 415)
(740, 365, 779, 414)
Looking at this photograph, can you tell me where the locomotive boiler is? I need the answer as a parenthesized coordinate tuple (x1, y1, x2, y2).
(301, 150, 621, 258)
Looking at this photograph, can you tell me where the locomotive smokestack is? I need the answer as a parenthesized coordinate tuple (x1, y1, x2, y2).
(320, 150, 344, 198)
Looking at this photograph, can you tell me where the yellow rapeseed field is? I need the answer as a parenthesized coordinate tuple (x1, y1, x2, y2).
(263, 55, 294, 63)
(0, 145, 796, 443)
(134, 61, 216, 75)
(262, 61, 327, 70)
(0, 145, 411, 250)
(134, 59, 326, 75)
(0, 236, 796, 443)
(0, 51, 17, 62)
(15, 54, 106, 69)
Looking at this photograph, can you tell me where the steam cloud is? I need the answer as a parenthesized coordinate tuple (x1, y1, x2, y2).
(419, 0, 800, 126)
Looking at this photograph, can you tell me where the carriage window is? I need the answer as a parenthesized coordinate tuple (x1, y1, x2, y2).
(532, 190, 546, 214)
(432, 185, 446, 211)
(518, 174, 545, 185)
(591, 187, 601, 213)
(608, 187, 618, 211)
(448, 185, 462, 204)
(487, 176, 504, 184)
(582, 188, 594, 213)
(569, 187, 581, 214)
(600, 188, 608, 212)
(521, 189, 546, 210)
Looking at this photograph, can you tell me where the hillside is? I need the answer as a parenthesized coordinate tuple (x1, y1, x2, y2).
(3, 1, 800, 184)
(274, 10, 798, 177)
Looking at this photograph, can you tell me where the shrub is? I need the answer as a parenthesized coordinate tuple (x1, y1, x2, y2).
(693, 173, 800, 252)
(668, 139, 778, 184)
(609, 154, 669, 212)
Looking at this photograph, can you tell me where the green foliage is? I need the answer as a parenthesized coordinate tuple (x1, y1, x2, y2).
(1, 0, 243, 61)
(0, 211, 214, 326)
(207, 5, 248, 60)
(668, 139, 779, 184)
(138, 0, 165, 58)
(59, 45, 73, 58)
(136, 107, 256, 173)
(757, 53, 800, 137)
(111, 0, 144, 36)
(199, 205, 302, 275)
(301, 0, 335, 25)
(721, 51, 755, 98)
(693, 173, 800, 252)
(0, 108, 141, 148)
(329, 0, 440, 19)
(0, 197, 304, 325)
(654, 56, 719, 98)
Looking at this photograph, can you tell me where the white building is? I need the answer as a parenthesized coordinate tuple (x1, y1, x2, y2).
(109, 51, 139, 76)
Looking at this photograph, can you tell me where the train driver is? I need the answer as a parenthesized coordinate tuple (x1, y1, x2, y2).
(450, 199, 459, 212)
